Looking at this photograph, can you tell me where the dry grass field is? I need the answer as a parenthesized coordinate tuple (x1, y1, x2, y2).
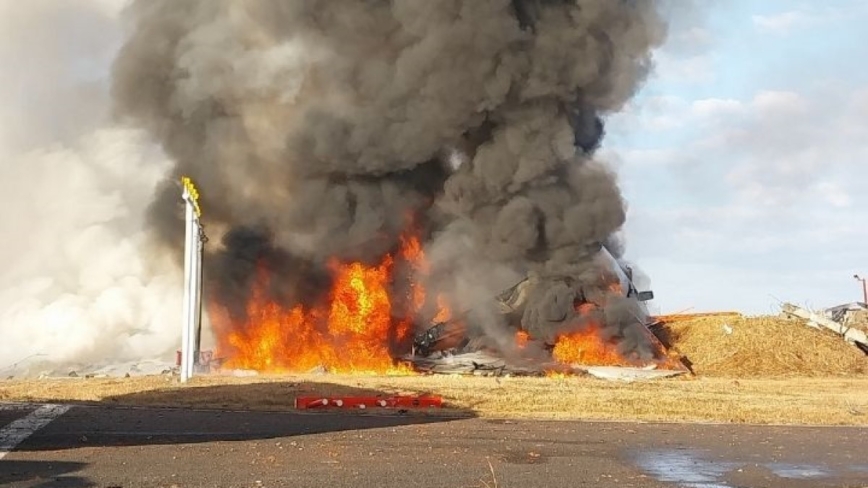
(2, 374, 868, 425)
(2, 314, 867, 425)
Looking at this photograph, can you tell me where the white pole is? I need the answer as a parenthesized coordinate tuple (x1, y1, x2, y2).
(187, 217, 203, 377)
(184, 218, 199, 381)
(181, 187, 196, 383)
(193, 223, 204, 360)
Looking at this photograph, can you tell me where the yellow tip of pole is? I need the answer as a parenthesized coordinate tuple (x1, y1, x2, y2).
(180, 176, 202, 218)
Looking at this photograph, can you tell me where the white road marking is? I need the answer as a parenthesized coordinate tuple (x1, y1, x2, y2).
(0, 404, 70, 459)
(0, 403, 35, 412)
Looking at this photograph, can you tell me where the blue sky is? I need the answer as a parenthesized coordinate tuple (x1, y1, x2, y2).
(604, 0, 868, 314)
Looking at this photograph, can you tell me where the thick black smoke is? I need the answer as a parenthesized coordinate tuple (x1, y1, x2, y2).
(112, 0, 666, 359)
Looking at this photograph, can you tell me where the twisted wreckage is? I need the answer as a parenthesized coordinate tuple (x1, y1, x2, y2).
(406, 246, 689, 379)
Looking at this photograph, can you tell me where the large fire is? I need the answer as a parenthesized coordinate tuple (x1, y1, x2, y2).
(214, 232, 447, 374)
(212, 233, 681, 375)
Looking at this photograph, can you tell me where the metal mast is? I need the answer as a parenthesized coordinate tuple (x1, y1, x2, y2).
(181, 176, 205, 383)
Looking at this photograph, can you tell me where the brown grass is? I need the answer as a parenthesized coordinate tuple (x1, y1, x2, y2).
(2, 314, 866, 425)
(2, 373, 868, 425)
(658, 314, 868, 377)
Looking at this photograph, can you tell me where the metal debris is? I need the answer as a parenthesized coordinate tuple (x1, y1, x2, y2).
(782, 303, 868, 353)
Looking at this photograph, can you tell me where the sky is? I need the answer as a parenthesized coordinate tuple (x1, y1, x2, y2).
(604, 0, 868, 315)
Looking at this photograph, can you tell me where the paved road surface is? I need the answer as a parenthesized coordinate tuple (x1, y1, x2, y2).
(1, 402, 866, 488)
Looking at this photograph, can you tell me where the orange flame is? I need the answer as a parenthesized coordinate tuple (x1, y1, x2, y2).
(552, 287, 630, 366)
(549, 281, 684, 370)
(432, 295, 452, 323)
(214, 230, 451, 374)
(515, 330, 529, 349)
(551, 322, 632, 367)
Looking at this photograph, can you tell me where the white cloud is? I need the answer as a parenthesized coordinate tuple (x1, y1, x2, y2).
(612, 82, 868, 313)
(716, 89, 863, 208)
(751, 90, 807, 116)
(751, 6, 852, 35)
(816, 181, 852, 208)
(606, 95, 693, 135)
(618, 148, 678, 168)
(652, 51, 714, 84)
(621, 88, 864, 209)
(752, 10, 814, 34)
(606, 1, 868, 313)
(690, 98, 745, 119)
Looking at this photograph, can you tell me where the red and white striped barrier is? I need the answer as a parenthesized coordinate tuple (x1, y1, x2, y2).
(294, 395, 443, 410)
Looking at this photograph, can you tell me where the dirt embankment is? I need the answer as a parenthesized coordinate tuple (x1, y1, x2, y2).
(656, 314, 867, 377)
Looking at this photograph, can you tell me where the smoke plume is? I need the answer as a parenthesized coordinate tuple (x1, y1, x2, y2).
(113, 1, 667, 358)
(0, 0, 182, 374)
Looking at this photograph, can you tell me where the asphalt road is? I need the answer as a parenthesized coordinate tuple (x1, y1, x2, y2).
(1, 402, 866, 488)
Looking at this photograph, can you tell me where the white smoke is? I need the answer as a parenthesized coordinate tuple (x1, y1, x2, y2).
(0, 0, 182, 371)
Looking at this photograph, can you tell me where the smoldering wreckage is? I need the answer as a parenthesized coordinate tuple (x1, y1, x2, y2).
(407, 246, 685, 379)
(6, 1, 865, 387)
(129, 0, 687, 382)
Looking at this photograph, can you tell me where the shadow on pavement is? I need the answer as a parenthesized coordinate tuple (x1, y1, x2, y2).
(14, 380, 473, 452)
(0, 460, 92, 487)
(99, 378, 460, 412)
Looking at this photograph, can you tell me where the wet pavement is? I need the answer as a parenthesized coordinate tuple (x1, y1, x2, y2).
(1, 403, 866, 487)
